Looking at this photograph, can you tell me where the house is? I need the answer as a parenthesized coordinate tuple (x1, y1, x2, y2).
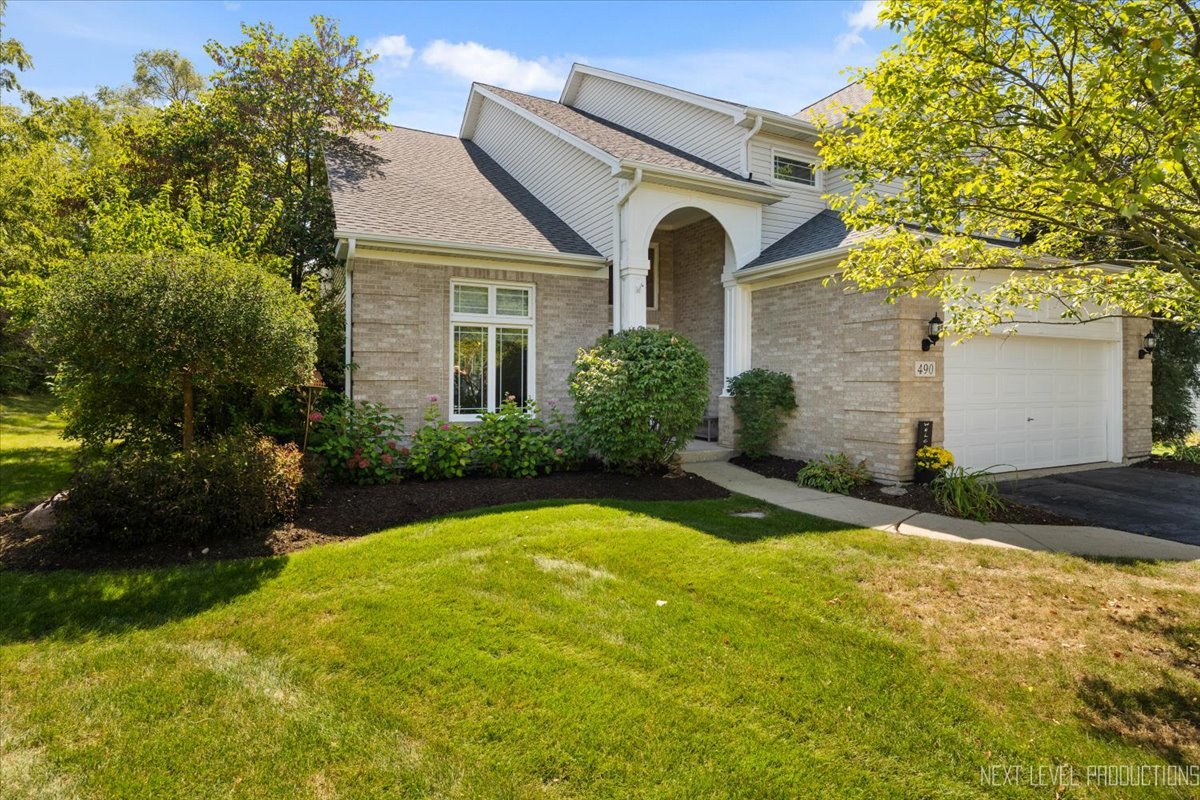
(327, 64, 1152, 482)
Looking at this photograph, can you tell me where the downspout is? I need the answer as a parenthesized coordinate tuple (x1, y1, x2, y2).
(742, 114, 763, 178)
(344, 237, 356, 401)
(613, 168, 643, 333)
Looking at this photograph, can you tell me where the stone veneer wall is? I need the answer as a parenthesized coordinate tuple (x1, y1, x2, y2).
(1122, 317, 1154, 460)
(350, 256, 609, 424)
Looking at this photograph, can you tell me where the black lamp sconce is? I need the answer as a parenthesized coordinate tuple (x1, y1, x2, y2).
(921, 314, 944, 352)
(1138, 329, 1157, 360)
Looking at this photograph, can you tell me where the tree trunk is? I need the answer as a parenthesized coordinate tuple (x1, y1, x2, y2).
(182, 372, 194, 450)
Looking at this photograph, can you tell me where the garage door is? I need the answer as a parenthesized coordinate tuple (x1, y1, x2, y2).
(944, 336, 1112, 472)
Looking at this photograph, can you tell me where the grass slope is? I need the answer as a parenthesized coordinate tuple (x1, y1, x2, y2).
(0, 395, 74, 510)
(2, 499, 1197, 798)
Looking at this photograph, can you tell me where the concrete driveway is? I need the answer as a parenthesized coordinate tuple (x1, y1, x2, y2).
(1001, 467, 1200, 545)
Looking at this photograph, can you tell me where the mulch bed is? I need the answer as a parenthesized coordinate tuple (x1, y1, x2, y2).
(0, 469, 728, 573)
(731, 453, 1085, 526)
(849, 483, 1087, 527)
(1131, 455, 1200, 478)
(730, 454, 806, 482)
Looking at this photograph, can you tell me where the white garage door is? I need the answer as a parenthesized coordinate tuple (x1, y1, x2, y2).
(944, 336, 1112, 472)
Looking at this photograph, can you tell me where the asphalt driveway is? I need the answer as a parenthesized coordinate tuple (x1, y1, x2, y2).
(1001, 467, 1200, 546)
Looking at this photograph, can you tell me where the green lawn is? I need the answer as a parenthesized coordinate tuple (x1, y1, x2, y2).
(0, 394, 74, 510)
(3, 498, 1197, 798)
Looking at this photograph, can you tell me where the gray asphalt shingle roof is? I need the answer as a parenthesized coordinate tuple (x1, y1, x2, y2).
(794, 82, 873, 125)
(483, 85, 755, 184)
(742, 210, 879, 269)
(326, 125, 601, 258)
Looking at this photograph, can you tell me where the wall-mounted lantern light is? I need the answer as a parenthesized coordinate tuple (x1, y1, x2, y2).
(921, 314, 944, 352)
(1138, 329, 1157, 360)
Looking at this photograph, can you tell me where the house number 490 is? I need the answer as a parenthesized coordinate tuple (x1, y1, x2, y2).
(915, 361, 936, 377)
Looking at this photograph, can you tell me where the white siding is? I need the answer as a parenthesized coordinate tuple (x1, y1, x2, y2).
(470, 97, 617, 257)
(571, 75, 745, 174)
(750, 134, 826, 249)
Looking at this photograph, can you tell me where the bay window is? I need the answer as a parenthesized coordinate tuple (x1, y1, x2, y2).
(450, 281, 534, 419)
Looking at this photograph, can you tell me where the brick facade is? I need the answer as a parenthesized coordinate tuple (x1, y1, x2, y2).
(350, 256, 609, 425)
(1122, 317, 1154, 460)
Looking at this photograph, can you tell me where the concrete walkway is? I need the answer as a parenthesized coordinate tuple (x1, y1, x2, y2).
(685, 461, 1200, 561)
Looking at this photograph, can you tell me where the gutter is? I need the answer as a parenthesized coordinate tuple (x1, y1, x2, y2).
(733, 246, 853, 285)
(333, 230, 606, 269)
(344, 237, 356, 401)
(741, 114, 763, 178)
(615, 160, 788, 204)
(612, 167, 643, 332)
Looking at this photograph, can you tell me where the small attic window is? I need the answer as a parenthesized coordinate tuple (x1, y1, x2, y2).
(773, 154, 817, 187)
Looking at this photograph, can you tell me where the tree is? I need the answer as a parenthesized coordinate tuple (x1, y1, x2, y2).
(133, 49, 204, 104)
(205, 15, 389, 290)
(819, 0, 1200, 333)
(1152, 323, 1200, 440)
(0, 0, 32, 96)
(36, 252, 316, 449)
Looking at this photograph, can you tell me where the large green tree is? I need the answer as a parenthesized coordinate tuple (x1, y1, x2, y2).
(205, 15, 389, 289)
(36, 252, 316, 449)
(819, 0, 1200, 332)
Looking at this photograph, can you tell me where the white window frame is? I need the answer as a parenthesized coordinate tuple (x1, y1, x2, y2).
(770, 148, 822, 190)
(449, 279, 536, 421)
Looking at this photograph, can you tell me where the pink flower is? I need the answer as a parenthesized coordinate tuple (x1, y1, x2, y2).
(381, 453, 393, 465)
(307, 411, 323, 423)
(440, 424, 451, 431)
(358, 458, 370, 469)
(555, 448, 564, 456)
(399, 447, 410, 456)
(353, 447, 363, 457)
(345, 457, 358, 468)
(547, 399, 557, 408)
(427, 394, 439, 404)
(386, 440, 399, 450)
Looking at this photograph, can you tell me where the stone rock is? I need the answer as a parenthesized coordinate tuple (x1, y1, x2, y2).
(21, 492, 67, 532)
(880, 485, 908, 497)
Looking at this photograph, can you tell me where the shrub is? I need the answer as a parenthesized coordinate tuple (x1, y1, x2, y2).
(569, 328, 709, 472)
(58, 430, 305, 546)
(726, 368, 797, 458)
(930, 466, 1007, 522)
(1171, 443, 1200, 464)
(309, 400, 405, 485)
(796, 453, 871, 495)
(35, 251, 316, 450)
(474, 397, 580, 478)
(407, 400, 473, 480)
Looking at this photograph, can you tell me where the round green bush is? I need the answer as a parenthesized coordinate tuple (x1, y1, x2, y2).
(569, 328, 709, 472)
(726, 368, 797, 458)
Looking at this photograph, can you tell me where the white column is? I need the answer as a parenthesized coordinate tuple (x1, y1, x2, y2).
(619, 252, 650, 329)
(723, 280, 752, 390)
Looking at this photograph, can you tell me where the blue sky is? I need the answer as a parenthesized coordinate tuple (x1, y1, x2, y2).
(4, 0, 895, 134)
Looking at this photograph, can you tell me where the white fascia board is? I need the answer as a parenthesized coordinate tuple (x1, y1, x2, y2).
(471, 85, 619, 168)
(615, 160, 790, 204)
(743, 108, 820, 140)
(734, 246, 852, 286)
(334, 230, 607, 269)
(561, 63, 746, 121)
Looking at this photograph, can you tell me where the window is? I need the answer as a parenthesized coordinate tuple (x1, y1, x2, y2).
(450, 282, 534, 418)
(607, 245, 659, 309)
(773, 154, 817, 187)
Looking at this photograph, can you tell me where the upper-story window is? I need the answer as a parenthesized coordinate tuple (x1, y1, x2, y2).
(773, 154, 818, 187)
(450, 281, 534, 419)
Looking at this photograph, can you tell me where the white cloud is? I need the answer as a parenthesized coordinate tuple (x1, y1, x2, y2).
(837, 0, 883, 53)
(419, 40, 566, 93)
(369, 34, 416, 71)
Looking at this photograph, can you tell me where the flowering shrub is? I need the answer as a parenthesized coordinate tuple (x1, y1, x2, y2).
(309, 400, 405, 485)
(407, 399, 473, 480)
(474, 397, 581, 477)
(914, 446, 955, 472)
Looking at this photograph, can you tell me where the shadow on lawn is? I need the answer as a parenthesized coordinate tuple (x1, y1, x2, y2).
(1074, 610, 1200, 766)
(0, 557, 286, 645)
